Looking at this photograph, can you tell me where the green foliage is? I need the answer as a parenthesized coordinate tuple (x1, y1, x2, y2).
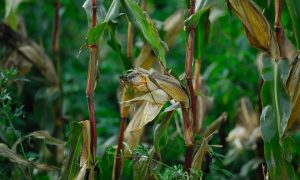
(121, 0, 167, 66)
(61, 122, 82, 180)
(286, 0, 300, 49)
(260, 57, 296, 179)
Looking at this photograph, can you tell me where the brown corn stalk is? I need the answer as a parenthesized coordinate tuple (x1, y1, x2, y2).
(52, 0, 63, 135)
(86, 0, 98, 163)
(184, 0, 196, 172)
(182, 106, 194, 172)
(113, 90, 131, 180)
(52, 0, 65, 163)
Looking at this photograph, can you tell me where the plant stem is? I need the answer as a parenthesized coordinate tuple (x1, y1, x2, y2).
(86, 0, 98, 162)
(275, 0, 282, 48)
(181, 106, 194, 172)
(183, 0, 196, 172)
(52, 0, 65, 164)
(52, 0, 64, 138)
(185, 0, 197, 130)
(113, 91, 130, 180)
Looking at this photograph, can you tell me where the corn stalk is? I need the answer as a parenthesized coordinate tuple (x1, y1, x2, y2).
(86, 0, 98, 163)
(183, 0, 196, 172)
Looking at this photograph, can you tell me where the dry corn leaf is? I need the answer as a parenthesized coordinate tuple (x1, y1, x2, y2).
(79, 120, 92, 167)
(0, 23, 58, 86)
(191, 138, 208, 171)
(0, 143, 58, 170)
(124, 103, 146, 156)
(11, 130, 64, 153)
(203, 112, 227, 138)
(227, 0, 280, 59)
(121, 89, 170, 106)
(286, 54, 300, 132)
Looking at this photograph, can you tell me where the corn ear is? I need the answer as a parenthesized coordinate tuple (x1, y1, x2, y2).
(227, 0, 280, 59)
(149, 72, 190, 108)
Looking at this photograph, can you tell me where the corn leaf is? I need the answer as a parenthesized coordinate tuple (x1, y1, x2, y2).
(286, 0, 300, 49)
(4, 0, 29, 29)
(12, 130, 64, 153)
(124, 103, 146, 156)
(194, 12, 210, 60)
(86, 0, 122, 45)
(203, 112, 227, 138)
(191, 138, 208, 172)
(153, 103, 178, 158)
(105, 0, 122, 22)
(184, 0, 217, 30)
(79, 120, 92, 168)
(0, 143, 57, 171)
(259, 56, 295, 179)
(60, 122, 83, 180)
(121, 0, 167, 66)
(286, 54, 300, 132)
(107, 25, 132, 70)
(86, 22, 107, 45)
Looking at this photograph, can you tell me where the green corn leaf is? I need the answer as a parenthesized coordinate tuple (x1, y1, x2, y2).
(260, 57, 291, 139)
(86, 22, 107, 45)
(153, 103, 178, 158)
(286, 0, 300, 49)
(184, 0, 218, 30)
(85, 0, 122, 45)
(60, 122, 83, 180)
(121, 0, 167, 67)
(194, 12, 210, 60)
(259, 55, 295, 179)
(99, 147, 115, 179)
(107, 24, 132, 70)
(4, 0, 29, 29)
(105, 0, 122, 22)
